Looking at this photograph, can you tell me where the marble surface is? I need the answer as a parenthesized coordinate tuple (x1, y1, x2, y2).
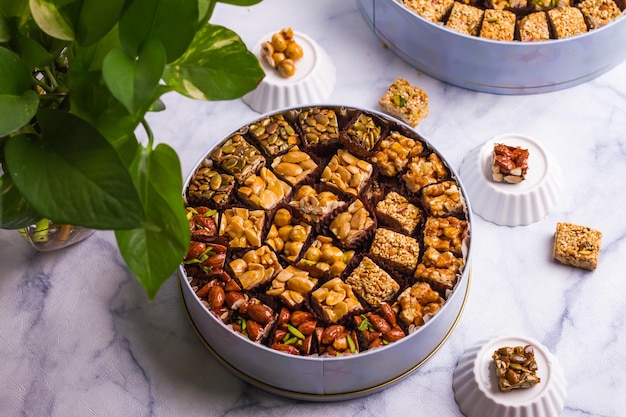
(1, 1, 625, 416)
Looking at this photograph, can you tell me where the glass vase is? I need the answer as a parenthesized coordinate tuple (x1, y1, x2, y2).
(18, 218, 95, 251)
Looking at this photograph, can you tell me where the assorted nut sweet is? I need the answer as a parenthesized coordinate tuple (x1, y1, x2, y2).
(491, 143, 529, 184)
(553, 222, 602, 270)
(261, 27, 304, 78)
(492, 345, 541, 392)
(404, 0, 625, 41)
(183, 106, 470, 357)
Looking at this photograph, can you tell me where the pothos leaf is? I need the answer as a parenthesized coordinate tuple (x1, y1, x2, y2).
(115, 143, 190, 300)
(162, 24, 264, 100)
(0, 47, 40, 136)
(4, 109, 145, 228)
(0, 173, 41, 229)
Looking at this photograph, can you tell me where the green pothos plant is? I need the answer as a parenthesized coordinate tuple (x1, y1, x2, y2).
(0, 0, 265, 299)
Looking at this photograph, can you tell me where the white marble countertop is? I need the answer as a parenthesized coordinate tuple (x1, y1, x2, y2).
(2, 1, 625, 416)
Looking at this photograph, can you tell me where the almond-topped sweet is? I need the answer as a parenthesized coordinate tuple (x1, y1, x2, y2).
(183, 106, 471, 358)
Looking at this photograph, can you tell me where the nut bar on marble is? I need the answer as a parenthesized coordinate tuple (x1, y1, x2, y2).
(421, 180, 464, 217)
(297, 235, 355, 278)
(479, 9, 517, 41)
(492, 345, 541, 392)
(445, 2, 485, 36)
(237, 167, 292, 211)
(577, 0, 621, 29)
(247, 113, 299, 157)
(415, 247, 464, 293)
(271, 146, 318, 187)
(553, 222, 602, 270)
(342, 112, 384, 156)
(492, 143, 529, 184)
(329, 199, 376, 248)
(266, 266, 318, 309)
(186, 167, 235, 208)
(186, 206, 219, 242)
(423, 216, 467, 257)
(402, 153, 448, 193)
(378, 78, 429, 128)
(311, 277, 363, 323)
(369, 228, 420, 274)
(548, 7, 588, 38)
(297, 107, 340, 150)
(210, 134, 265, 182)
(371, 131, 424, 177)
(321, 149, 373, 197)
(289, 185, 345, 225)
(403, 0, 455, 22)
(345, 256, 400, 307)
(393, 281, 445, 332)
(517, 12, 551, 41)
(265, 208, 312, 262)
(229, 245, 282, 290)
(375, 191, 422, 235)
(219, 207, 265, 248)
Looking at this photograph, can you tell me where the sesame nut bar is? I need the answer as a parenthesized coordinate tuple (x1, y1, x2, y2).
(517, 12, 551, 41)
(375, 191, 423, 235)
(548, 7, 588, 38)
(248, 114, 299, 157)
(445, 2, 485, 36)
(403, 0, 456, 23)
(210, 134, 265, 182)
(378, 78, 429, 128)
(480, 9, 517, 41)
(577, 0, 621, 29)
(421, 180, 464, 217)
(491, 143, 529, 184)
(493, 345, 541, 392)
(345, 256, 400, 307)
(553, 222, 602, 270)
(371, 131, 425, 177)
(369, 227, 420, 273)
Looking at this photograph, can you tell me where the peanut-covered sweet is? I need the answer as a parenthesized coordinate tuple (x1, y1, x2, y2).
(421, 180, 464, 217)
(321, 149, 373, 196)
(329, 199, 375, 247)
(219, 207, 265, 248)
(402, 153, 448, 193)
(297, 235, 355, 278)
(423, 216, 467, 256)
(271, 146, 318, 186)
(393, 282, 445, 332)
(229, 245, 282, 290)
(371, 131, 424, 177)
(265, 208, 311, 262)
(237, 167, 291, 211)
(311, 277, 362, 323)
(266, 266, 318, 308)
(289, 185, 345, 224)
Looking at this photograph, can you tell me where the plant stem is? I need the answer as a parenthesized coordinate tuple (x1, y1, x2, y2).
(32, 75, 54, 94)
(141, 118, 154, 149)
(43, 66, 59, 90)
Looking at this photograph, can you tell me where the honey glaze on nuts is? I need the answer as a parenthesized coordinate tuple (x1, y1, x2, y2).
(183, 106, 470, 357)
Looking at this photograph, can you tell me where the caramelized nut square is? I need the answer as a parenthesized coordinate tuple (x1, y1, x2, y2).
(553, 222, 602, 270)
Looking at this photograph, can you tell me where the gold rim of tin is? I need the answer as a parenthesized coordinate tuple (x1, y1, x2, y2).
(178, 265, 472, 401)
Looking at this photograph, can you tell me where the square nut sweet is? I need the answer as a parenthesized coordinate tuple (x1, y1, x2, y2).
(345, 256, 400, 307)
(378, 78, 429, 128)
(491, 143, 529, 184)
(553, 222, 602, 270)
(493, 345, 541, 392)
(369, 227, 420, 273)
(311, 277, 363, 323)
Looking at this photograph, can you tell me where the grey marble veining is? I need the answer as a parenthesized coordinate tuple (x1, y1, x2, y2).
(2, 0, 626, 416)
